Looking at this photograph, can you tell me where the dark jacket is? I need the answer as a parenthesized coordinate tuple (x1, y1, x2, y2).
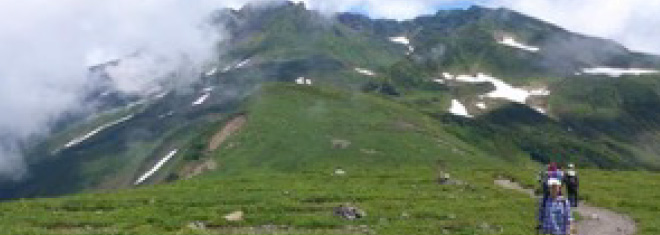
(564, 170, 578, 192)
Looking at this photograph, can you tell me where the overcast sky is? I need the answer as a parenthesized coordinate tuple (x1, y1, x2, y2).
(0, 0, 659, 180)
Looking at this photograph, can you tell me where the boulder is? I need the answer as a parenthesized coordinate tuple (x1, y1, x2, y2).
(334, 205, 366, 220)
(224, 211, 244, 222)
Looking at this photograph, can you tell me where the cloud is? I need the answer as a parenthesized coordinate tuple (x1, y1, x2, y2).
(292, 0, 475, 20)
(491, 0, 660, 54)
(295, 0, 660, 55)
(3, 0, 659, 181)
(0, 0, 227, 180)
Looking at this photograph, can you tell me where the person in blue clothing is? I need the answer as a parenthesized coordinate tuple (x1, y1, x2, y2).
(541, 162, 564, 200)
(547, 162, 564, 182)
(538, 178, 573, 235)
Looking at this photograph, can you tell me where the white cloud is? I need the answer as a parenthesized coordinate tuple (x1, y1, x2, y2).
(0, 0, 227, 180)
(2, 0, 659, 181)
(292, 0, 472, 20)
(492, 0, 660, 54)
(297, 0, 660, 55)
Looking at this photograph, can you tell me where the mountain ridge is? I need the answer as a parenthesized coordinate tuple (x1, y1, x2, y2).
(2, 0, 660, 206)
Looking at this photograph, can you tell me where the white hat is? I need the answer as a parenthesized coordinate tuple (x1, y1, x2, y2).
(547, 178, 562, 186)
(568, 163, 575, 169)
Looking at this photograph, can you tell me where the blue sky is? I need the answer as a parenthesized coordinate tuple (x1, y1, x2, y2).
(436, 1, 478, 9)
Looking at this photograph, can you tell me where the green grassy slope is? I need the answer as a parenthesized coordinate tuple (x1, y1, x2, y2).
(1, 84, 659, 235)
(0, 84, 540, 234)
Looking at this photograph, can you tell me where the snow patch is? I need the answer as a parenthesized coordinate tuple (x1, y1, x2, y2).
(390, 36, 409, 45)
(219, 58, 252, 73)
(582, 67, 660, 77)
(449, 99, 472, 117)
(63, 115, 134, 149)
(236, 59, 251, 68)
(444, 73, 550, 104)
(153, 91, 170, 100)
(390, 36, 414, 53)
(433, 79, 445, 84)
(476, 102, 487, 110)
(192, 92, 211, 106)
(529, 88, 551, 96)
(295, 77, 313, 86)
(497, 36, 540, 52)
(355, 68, 376, 76)
(221, 65, 233, 73)
(134, 149, 178, 185)
(205, 67, 218, 77)
(533, 106, 547, 114)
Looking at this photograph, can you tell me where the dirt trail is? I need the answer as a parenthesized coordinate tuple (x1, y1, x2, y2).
(494, 179, 636, 235)
(181, 115, 247, 179)
(209, 115, 247, 151)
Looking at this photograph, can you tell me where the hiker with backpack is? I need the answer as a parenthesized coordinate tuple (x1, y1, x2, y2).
(537, 178, 573, 235)
(541, 162, 564, 200)
(548, 162, 564, 182)
(563, 163, 579, 207)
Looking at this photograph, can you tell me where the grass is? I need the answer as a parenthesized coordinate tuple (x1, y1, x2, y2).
(579, 169, 660, 235)
(1, 84, 659, 235)
(0, 166, 540, 235)
(0, 84, 538, 234)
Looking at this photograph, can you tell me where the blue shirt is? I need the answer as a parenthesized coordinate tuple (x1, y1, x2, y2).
(538, 196, 572, 235)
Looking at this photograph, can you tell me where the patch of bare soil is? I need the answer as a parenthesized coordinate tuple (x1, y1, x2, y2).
(209, 115, 247, 151)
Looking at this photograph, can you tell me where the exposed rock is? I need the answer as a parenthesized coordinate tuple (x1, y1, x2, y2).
(187, 221, 207, 230)
(224, 211, 244, 222)
(182, 158, 218, 179)
(209, 115, 247, 151)
(334, 205, 366, 220)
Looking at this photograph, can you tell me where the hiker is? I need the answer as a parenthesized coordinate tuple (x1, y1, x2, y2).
(538, 164, 549, 199)
(542, 162, 564, 199)
(547, 162, 564, 182)
(563, 163, 579, 207)
(537, 178, 573, 235)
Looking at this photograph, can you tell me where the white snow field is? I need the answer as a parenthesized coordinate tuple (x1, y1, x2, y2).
(390, 36, 414, 53)
(355, 68, 376, 76)
(497, 36, 540, 52)
(205, 67, 218, 76)
(134, 149, 179, 185)
(192, 92, 211, 106)
(449, 99, 472, 117)
(444, 73, 550, 104)
(476, 102, 487, 110)
(582, 67, 660, 77)
(295, 77, 313, 85)
(236, 59, 251, 68)
(220, 58, 252, 73)
(63, 114, 135, 149)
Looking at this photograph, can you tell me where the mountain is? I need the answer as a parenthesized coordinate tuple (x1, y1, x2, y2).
(1, 2, 660, 234)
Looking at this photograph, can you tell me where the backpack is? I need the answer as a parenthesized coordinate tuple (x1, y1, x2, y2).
(565, 170, 578, 189)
